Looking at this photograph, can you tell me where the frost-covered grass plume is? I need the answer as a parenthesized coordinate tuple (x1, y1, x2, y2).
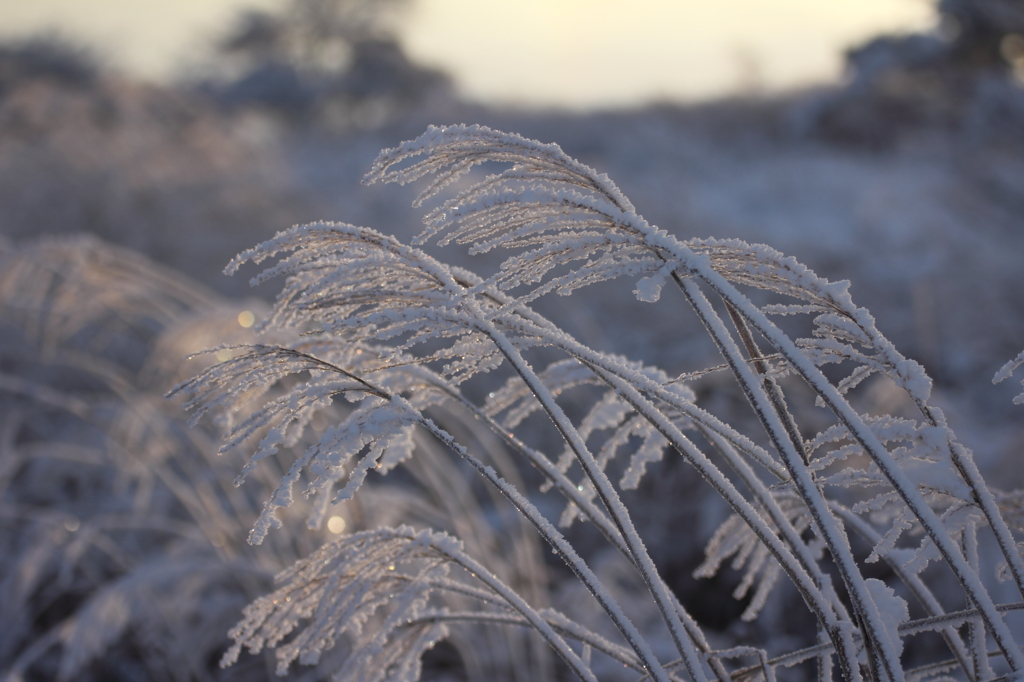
(170, 124, 1024, 682)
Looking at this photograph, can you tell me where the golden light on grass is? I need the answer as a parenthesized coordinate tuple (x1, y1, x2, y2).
(237, 310, 255, 328)
(327, 516, 347, 534)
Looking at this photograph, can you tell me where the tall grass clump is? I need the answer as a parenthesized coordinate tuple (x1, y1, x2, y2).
(0, 236, 545, 681)
(173, 125, 1024, 682)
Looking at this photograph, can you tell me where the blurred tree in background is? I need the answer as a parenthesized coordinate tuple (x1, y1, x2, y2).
(207, 0, 452, 129)
(940, 0, 1024, 70)
(810, 0, 1024, 147)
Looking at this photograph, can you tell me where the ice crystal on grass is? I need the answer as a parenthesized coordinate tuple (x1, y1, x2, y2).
(994, 350, 1024, 405)
(222, 526, 597, 682)
(178, 125, 1024, 682)
(221, 527, 455, 678)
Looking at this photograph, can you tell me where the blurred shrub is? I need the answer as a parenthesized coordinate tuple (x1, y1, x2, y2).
(805, 0, 1024, 148)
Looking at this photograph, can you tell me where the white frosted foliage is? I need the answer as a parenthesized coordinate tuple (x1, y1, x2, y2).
(176, 124, 1024, 682)
(994, 349, 1024, 404)
(864, 579, 910, 663)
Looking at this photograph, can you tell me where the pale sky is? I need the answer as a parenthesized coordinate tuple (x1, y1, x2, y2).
(0, 0, 935, 109)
